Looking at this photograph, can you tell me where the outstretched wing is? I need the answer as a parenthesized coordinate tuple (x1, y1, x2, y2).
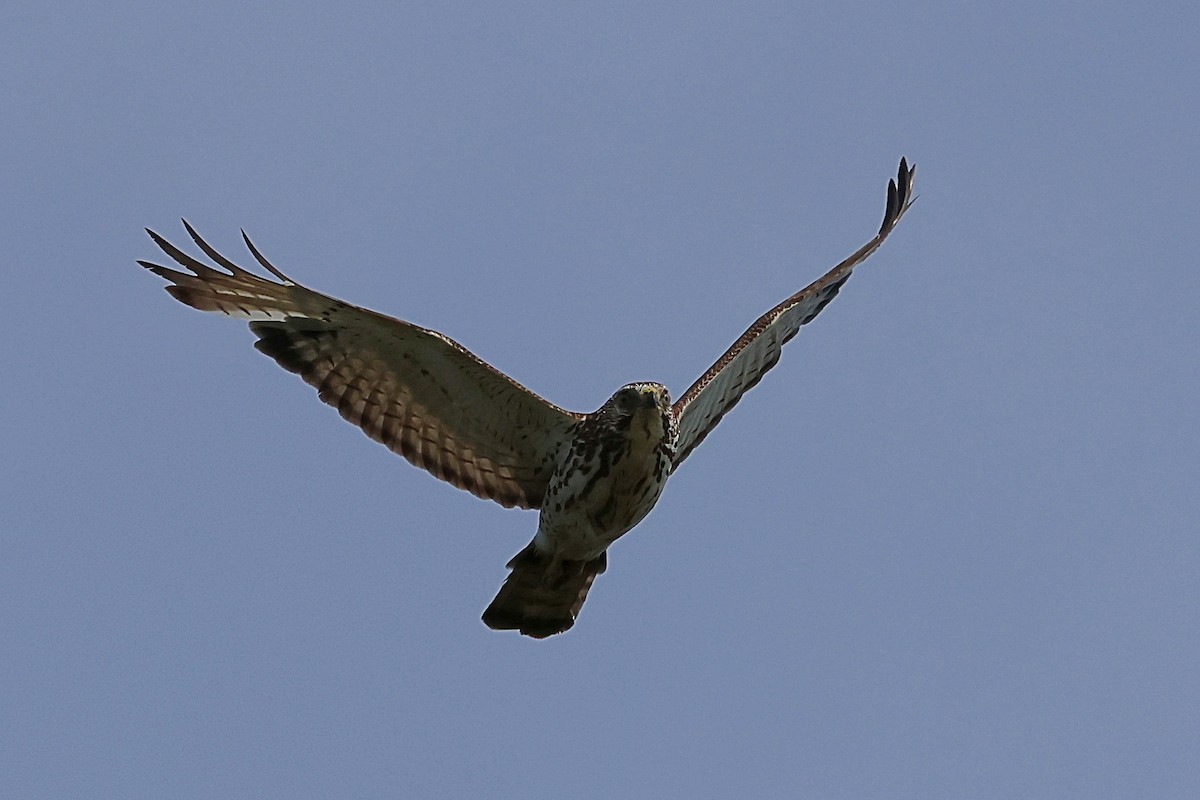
(139, 221, 583, 509)
(671, 158, 916, 469)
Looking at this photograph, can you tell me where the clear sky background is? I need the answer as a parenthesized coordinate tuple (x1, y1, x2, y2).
(3, 3, 1197, 798)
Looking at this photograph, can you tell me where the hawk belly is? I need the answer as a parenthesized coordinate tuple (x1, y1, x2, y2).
(482, 386, 676, 637)
(536, 419, 673, 561)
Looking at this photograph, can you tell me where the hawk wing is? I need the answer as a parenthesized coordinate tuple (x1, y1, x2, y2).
(671, 158, 916, 468)
(139, 221, 582, 509)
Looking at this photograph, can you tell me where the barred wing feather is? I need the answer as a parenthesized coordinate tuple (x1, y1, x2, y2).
(139, 221, 582, 509)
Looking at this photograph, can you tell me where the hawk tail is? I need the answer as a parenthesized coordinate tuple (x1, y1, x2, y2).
(482, 544, 607, 638)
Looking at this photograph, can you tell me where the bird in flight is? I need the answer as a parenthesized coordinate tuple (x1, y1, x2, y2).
(140, 158, 916, 638)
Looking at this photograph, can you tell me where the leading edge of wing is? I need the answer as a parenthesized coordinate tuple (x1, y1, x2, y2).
(139, 220, 584, 418)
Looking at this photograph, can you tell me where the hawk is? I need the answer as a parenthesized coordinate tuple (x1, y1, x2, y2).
(139, 158, 916, 638)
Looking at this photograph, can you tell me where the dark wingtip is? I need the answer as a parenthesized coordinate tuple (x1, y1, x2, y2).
(140, 220, 299, 287)
(898, 156, 916, 201)
(177, 218, 203, 250)
(879, 156, 916, 235)
(881, 179, 899, 235)
(179, 219, 258, 276)
(240, 228, 293, 283)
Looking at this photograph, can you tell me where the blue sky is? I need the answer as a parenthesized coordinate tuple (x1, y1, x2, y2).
(3, 2, 1198, 797)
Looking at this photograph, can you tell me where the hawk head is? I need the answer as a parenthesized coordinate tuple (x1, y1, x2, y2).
(593, 382, 675, 444)
(602, 382, 670, 413)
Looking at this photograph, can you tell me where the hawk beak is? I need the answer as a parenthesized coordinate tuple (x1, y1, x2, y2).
(638, 388, 660, 408)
